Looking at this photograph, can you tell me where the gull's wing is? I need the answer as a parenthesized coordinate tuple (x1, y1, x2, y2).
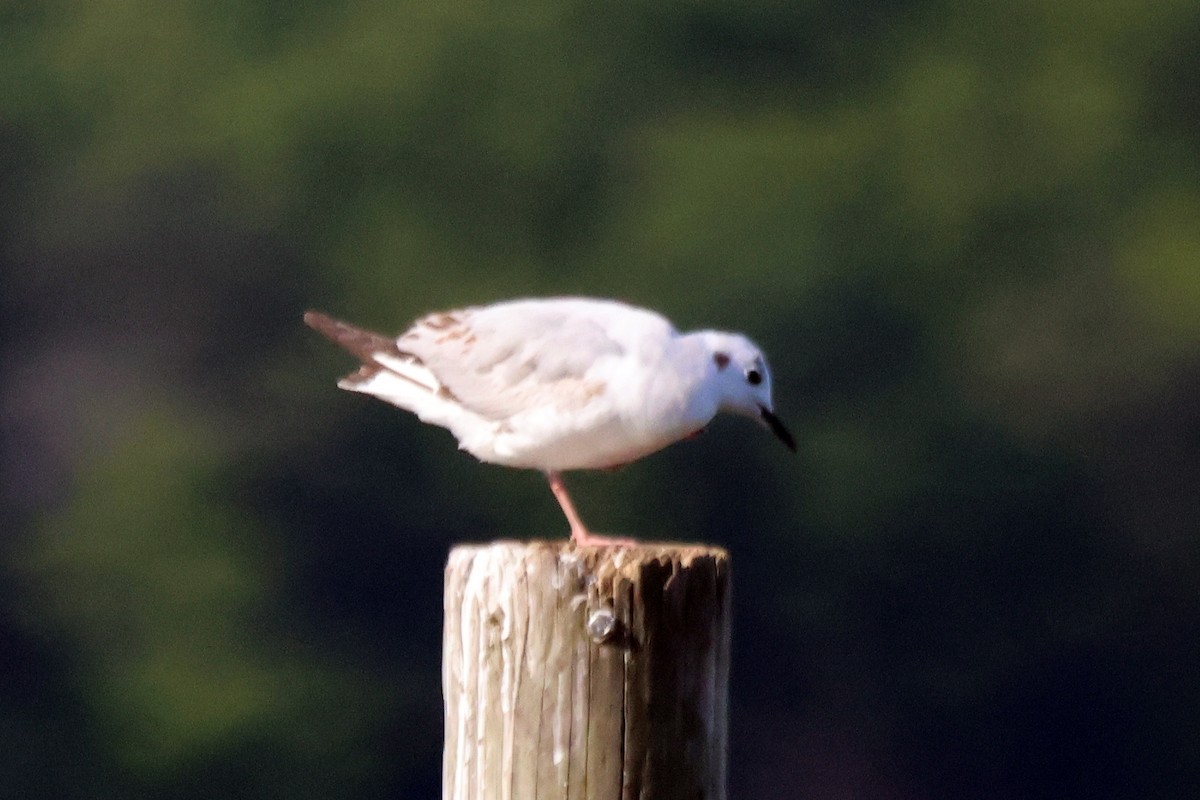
(396, 298, 671, 422)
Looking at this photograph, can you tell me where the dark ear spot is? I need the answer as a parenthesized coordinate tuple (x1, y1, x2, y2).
(713, 352, 730, 370)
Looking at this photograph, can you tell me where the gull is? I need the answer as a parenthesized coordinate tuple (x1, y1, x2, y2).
(304, 297, 794, 545)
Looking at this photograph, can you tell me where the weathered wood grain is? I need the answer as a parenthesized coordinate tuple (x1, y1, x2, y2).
(443, 541, 731, 800)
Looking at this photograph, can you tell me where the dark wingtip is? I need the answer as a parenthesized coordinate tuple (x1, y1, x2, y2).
(303, 309, 338, 334)
(303, 310, 397, 364)
(760, 406, 797, 452)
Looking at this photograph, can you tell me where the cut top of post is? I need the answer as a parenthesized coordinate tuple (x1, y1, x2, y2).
(443, 540, 731, 800)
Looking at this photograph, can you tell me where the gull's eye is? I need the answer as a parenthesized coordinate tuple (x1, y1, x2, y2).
(746, 368, 763, 386)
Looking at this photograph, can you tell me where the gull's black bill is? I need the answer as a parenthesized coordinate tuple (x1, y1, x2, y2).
(760, 406, 797, 452)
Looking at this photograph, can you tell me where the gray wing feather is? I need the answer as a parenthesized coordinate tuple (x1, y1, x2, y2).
(398, 304, 626, 421)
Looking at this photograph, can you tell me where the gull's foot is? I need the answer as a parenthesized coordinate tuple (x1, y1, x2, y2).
(570, 528, 638, 547)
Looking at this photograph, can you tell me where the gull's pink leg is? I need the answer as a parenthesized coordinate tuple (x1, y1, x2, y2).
(545, 471, 636, 547)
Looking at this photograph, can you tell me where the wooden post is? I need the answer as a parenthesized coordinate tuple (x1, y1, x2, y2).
(443, 541, 731, 800)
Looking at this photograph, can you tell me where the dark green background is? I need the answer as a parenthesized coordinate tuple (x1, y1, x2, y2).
(3, 1, 1198, 797)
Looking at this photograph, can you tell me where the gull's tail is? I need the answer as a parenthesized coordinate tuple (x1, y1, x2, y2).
(304, 310, 457, 425)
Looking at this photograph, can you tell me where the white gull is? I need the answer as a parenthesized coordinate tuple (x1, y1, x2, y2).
(305, 296, 794, 545)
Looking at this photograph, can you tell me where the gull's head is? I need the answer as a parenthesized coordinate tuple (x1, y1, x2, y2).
(702, 332, 796, 452)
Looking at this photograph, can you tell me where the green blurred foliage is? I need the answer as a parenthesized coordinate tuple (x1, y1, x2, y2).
(2, 0, 1199, 797)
